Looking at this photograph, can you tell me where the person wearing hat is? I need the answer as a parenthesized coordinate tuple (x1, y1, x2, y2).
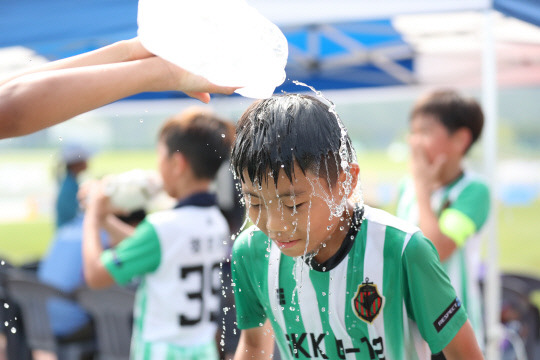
(56, 143, 92, 228)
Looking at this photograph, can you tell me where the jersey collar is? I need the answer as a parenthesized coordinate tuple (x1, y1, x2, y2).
(306, 205, 364, 272)
(174, 192, 217, 208)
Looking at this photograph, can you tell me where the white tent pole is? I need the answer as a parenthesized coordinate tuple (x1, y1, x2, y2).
(482, 8, 501, 360)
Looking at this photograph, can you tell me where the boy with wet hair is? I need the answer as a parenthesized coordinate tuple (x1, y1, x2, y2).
(230, 94, 483, 359)
(82, 107, 234, 359)
(397, 89, 490, 348)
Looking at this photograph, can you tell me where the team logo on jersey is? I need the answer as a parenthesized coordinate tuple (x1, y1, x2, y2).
(352, 277, 384, 324)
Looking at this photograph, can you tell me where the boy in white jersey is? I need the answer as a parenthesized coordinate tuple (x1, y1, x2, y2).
(230, 94, 483, 359)
(82, 108, 234, 359)
(396, 89, 490, 350)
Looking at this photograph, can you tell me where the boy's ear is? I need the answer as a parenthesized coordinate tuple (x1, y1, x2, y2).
(171, 151, 188, 175)
(453, 128, 472, 154)
(338, 163, 360, 198)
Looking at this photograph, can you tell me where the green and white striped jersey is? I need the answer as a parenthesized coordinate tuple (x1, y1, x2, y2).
(232, 205, 467, 359)
(396, 172, 490, 347)
(101, 193, 229, 360)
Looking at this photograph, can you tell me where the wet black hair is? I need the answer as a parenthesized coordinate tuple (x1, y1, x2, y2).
(231, 94, 355, 185)
(410, 89, 484, 153)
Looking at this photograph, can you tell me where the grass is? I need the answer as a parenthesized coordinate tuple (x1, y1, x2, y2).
(0, 149, 539, 279)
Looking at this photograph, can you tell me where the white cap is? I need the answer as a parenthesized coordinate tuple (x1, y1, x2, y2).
(60, 143, 92, 164)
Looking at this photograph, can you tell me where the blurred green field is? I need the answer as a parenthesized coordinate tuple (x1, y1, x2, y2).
(0, 150, 539, 278)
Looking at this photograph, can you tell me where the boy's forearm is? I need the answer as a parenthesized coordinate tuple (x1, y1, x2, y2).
(0, 39, 142, 87)
(82, 210, 114, 288)
(442, 320, 484, 359)
(234, 323, 275, 360)
(0, 57, 171, 139)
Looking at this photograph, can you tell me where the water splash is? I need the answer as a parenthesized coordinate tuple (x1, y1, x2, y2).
(292, 80, 364, 210)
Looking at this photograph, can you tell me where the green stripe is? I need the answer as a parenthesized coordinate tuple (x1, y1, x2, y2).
(345, 223, 367, 360)
(383, 227, 407, 359)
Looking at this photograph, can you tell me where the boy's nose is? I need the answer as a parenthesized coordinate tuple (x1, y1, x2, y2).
(265, 211, 287, 234)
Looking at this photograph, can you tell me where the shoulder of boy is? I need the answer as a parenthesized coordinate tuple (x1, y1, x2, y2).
(232, 225, 268, 254)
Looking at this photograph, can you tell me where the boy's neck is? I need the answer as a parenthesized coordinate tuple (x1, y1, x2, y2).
(438, 158, 464, 187)
(313, 201, 358, 264)
(173, 178, 212, 202)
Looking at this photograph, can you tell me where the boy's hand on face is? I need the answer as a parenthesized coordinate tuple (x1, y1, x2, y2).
(409, 137, 446, 192)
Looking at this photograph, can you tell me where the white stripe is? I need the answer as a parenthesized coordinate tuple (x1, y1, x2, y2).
(401, 233, 413, 256)
(445, 254, 463, 300)
(295, 260, 326, 356)
(365, 205, 419, 235)
(329, 255, 356, 359)
(267, 242, 288, 356)
(364, 221, 388, 358)
(151, 343, 167, 359)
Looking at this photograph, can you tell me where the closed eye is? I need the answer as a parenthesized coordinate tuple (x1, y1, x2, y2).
(284, 202, 304, 209)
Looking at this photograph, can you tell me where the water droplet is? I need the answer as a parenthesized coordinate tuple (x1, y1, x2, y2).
(321, 307, 326, 312)
(4, 303, 9, 309)
(0, 261, 4, 265)
(10, 327, 16, 334)
(58, 137, 63, 142)
(139, 119, 144, 123)
(221, 134, 226, 138)
(4, 321, 8, 326)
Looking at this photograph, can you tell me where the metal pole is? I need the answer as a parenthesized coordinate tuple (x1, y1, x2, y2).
(482, 8, 502, 360)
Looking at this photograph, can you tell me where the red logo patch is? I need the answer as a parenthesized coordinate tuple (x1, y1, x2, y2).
(352, 278, 384, 324)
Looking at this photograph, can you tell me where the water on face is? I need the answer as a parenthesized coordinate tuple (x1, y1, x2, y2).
(228, 84, 365, 356)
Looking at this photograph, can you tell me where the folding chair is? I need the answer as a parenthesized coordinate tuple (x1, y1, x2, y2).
(4, 267, 95, 360)
(501, 273, 540, 360)
(75, 286, 135, 360)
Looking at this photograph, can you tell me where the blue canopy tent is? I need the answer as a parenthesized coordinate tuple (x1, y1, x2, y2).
(0, 0, 416, 98)
(1, 0, 537, 96)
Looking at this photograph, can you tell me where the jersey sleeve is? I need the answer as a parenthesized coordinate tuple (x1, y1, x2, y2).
(100, 219, 161, 285)
(231, 228, 268, 329)
(439, 181, 490, 247)
(402, 232, 468, 354)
